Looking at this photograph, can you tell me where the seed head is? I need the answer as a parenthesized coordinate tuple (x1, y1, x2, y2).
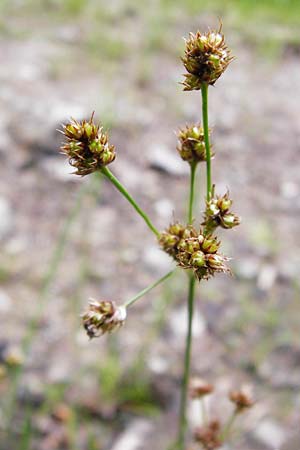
(82, 300, 126, 338)
(60, 113, 116, 176)
(189, 377, 214, 399)
(177, 124, 213, 164)
(177, 228, 231, 281)
(229, 388, 254, 413)
(182, 27, 233, 91)
(203, 187, 240, 233)
(194, 419, 222, 449)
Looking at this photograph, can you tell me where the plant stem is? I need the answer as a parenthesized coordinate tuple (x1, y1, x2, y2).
(124, 270, 175, 308)
(188, 162, 197, 223)
(201, 83, 212, 200)
(177, 274, 196, 449)
(221, 409, 238, 442)
(101, 166, 159, 237)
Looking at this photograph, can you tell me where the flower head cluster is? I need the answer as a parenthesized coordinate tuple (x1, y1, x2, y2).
(82, 299, 126, 339)
(159, 223, 230, 281)
(203, 187, 240, 232)
(182, 28, 233, 91)
(60, 114, 116, 176)
(194, 419, 222, 450)
(177, 124, 211, 164)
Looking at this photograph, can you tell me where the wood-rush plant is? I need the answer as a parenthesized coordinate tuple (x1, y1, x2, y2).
(59, 26, 243, 450)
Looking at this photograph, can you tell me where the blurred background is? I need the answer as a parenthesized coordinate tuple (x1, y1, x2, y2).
(0, 1, 300, 449)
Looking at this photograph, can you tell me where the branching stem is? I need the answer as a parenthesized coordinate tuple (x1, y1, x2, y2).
(101, 167, 159, 237)
(124, 270, 174, 308)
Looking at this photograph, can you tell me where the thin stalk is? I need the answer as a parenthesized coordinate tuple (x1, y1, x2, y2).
(201, 84, 212, 200)
(221, 409, 238, 442)
(188, 162, 197, 223)
(101, 167, 159, 237)
(124, 270, 174, 308)
(201, 398, 207, 425)
(177, 274, 196, 449)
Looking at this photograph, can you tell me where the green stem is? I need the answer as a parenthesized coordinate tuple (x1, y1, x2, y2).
(124, 270, 174, 308)
(177, 274, 196, 449)
(188, 162, 197, 223)
(201, 83, 212, 200)
(101, 166, 159, 237)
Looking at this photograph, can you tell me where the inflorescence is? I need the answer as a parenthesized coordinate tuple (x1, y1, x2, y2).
(159, 223, 230, 281)
(60, 113, 115, 176)
(182, 26, 233, 91)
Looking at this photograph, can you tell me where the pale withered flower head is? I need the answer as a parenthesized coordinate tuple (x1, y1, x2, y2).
(60, 113, 116, 176)
(189, 377, 214, 399)
(182, 25, 233, 91)
(203, 186, 241, 232)
(177, 124, 213, 164)
(82, 299, 126, 339)
(194, 419, 222, 450)
(176, 227, 231, 281)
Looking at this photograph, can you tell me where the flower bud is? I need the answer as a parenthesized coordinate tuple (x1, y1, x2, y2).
(191, 251, 206, 267)
(221, 213, 241, 229)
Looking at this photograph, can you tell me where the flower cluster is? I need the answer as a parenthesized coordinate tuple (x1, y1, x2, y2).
(60, 114, 115, 176)
(203, 187, 241, 233)
(159, 223, 230, 281)
(177, 124, 212, 164)
(82, 300, 126, 339)
(182, 28, 233, 91)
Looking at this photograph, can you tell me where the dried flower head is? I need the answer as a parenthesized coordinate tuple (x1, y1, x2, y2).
(182, 26, 233, 91)
(176, 226, 231, 281)
(229, 388, 254, 413)
(158, 222, 186, 258)
(177, 124, 212, 164)
(203, 186, 240, 232)
(194, 419, 222, 450)
(189, 377, 214, 399)
(82, 300, 126, 338)
(60, 113, 116, 176)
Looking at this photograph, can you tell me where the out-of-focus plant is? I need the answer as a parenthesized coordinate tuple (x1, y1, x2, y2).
(60, 25, 252, 449)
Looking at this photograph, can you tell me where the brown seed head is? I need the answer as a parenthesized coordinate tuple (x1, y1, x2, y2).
(177, 124, 213, 164)
(82, 300, 126, 338)
(229, 388, 254, 413)
(203, 186, 241, 233)
(189, 377, 214, 399)
(182, 26, 233, 91)
(60, 113, 116, 176)
(194, 419, 222, 449)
